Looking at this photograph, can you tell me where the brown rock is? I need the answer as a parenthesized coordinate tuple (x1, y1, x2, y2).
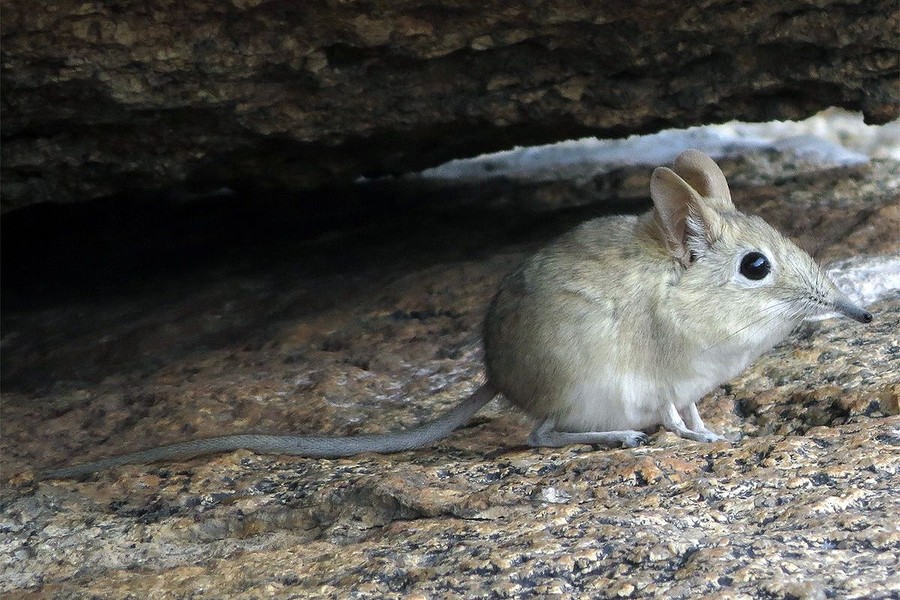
(2, 1, 898, 210)
(1, 149, 898, 597)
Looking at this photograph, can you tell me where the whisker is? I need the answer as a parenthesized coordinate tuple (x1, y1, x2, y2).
(700, 298, 802, 355)
(702, 288, 821, 355)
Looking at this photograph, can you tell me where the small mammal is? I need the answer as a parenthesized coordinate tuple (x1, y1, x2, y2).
(43, 150, 872, 479)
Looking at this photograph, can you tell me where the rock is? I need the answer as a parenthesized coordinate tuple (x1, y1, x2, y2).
(2, 147, 898, 597)
(2, 0, 898, 210)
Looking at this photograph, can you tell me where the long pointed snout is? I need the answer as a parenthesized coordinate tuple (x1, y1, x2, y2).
(832, 294, 874, 323)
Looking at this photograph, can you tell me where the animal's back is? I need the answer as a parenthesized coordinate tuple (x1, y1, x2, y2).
(483, 214, 677, 428)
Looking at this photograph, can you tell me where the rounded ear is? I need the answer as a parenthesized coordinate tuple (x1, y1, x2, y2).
(672, 150, 733, 210)
(651, 167, 723, 267)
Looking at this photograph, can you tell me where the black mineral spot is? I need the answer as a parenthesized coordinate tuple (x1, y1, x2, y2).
(733, 397, 753, 418)
(810, 473, 833, 487)
(817, 350, 836, 363)
(108, 499, 128, 511)
(875, 433, 900, 446)
(863, 400, 884, 417)
(252, 479, 280, 494)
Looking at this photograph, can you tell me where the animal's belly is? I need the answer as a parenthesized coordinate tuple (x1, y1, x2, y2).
(554, 368, 726, 432)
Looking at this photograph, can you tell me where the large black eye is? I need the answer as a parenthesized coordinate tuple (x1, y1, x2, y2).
(739, 252, 771, 280)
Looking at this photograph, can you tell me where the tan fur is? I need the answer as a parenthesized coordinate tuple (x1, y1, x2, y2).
(484, 150, 870, 441)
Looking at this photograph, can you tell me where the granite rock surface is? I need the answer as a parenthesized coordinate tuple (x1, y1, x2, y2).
(1, 150, 898, 598)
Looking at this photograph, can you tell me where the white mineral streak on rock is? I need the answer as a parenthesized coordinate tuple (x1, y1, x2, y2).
(812, 253, 900, 320)
(419, 110, 895, 183)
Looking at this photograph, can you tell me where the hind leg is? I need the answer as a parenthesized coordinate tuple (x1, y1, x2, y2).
(663, 403, 725, 443)
(681, 402, 726, 441)
(527, 419, 649, 449)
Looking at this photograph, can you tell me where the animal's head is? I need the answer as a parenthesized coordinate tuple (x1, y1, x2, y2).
(650, 149, 871, 346)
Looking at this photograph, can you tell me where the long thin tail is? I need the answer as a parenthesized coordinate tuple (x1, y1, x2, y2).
(41, 384, 497, 480)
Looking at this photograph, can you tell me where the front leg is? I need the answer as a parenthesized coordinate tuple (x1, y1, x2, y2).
(528, 419, 649, 449)
(662, 403, 724, 443)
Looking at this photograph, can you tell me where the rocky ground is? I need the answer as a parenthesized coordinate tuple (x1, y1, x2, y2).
(1, 148, 898, 598)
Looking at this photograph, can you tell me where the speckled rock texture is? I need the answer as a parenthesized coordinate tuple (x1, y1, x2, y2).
(2, 151, 898, 598)
(2, 0, 898, 210)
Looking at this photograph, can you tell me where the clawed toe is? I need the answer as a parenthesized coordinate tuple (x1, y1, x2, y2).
(698, 431, 727, 443)
(622, 432, 650, 448)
